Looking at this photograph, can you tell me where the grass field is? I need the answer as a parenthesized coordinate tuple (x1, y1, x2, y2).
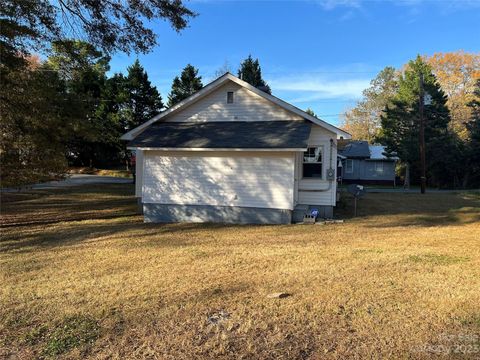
(1, 185, 479, 359)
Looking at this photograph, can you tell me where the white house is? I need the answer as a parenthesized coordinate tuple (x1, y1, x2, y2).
(121, 73, 351, 224)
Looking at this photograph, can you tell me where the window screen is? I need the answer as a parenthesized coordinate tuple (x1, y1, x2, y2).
(303, 147, 322, 178)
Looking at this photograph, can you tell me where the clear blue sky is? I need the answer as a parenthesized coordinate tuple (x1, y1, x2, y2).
(109, 0, 479, 126)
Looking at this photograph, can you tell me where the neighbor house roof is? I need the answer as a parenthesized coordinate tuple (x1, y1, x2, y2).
(121, 73, 351, 141)
(368, 145, 399, 160)
(338, 141, 399, 160)
(338, 140, 370, 158)
(128, 121, 311, 151)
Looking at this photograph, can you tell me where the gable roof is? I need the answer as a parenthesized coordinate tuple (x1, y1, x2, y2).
(128, 121, 311, 150)
(338, 141, 399, 160)
(338, 140, 370, 158)
(121, 73, 351, 141)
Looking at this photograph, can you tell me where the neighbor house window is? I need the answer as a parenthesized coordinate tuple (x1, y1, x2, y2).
(345, 159, 354, 173)
(303, 147, 322, 178)
(227, 91, 234, 103)
(375, 161, 384, 173)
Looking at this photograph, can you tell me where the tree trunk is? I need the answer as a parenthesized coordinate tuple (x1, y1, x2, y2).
(404, 163, 410, 190)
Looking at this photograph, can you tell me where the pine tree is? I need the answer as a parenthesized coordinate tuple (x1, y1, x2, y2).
(124, 60, 163, 130)
(47, 40, 110, 168)
(237, 55, 271, 94)
(1, 57, 71, 186)
(1, 0, 195, 68)
(465, 79, 480, 186)
(377, 56, 458, 188)
(167, 64, 203, 107)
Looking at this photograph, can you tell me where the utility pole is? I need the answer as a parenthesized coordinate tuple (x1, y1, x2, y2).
(419, 73, 426, 194)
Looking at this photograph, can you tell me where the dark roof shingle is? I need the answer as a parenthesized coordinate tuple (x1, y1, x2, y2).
(338, 140, 370, 158)
(128, 121, 311, 149)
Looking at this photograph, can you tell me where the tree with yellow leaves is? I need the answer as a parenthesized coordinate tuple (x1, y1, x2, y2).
(341, 67, 399, 142)
(425, 51, 480, 140)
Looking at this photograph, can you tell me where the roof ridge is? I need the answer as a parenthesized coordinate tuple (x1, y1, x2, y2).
(121, 73, 350, 141)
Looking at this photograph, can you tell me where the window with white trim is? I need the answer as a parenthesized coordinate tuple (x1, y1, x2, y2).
(303, 147, 322, 178)
(227, 91, 234, 103)
(345, 159, 354, 173)
(375, 161, 384, 173)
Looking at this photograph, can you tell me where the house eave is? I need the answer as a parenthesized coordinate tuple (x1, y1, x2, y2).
(121, 73, 352, 141)
(128, 147, 307, 152)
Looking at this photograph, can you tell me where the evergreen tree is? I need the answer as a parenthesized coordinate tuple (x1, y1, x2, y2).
(465, 79, 480, 186)
(124, 60, 163, 130)
(91, 73, 129, 166)
(0, 0, 195, 69)
(305, 108, 317, 117)
(167, 64, 203, 107)
(237, 55, 271, 94)
(0, 57, 70, 186)
(377, 56, 458, 188)
(47, 41, 111, 167)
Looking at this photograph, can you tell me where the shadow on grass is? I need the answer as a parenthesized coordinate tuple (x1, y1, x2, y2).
(336, 192, 480, 227)
(1, 217, 242, 254)
(1, 184, 137, 228)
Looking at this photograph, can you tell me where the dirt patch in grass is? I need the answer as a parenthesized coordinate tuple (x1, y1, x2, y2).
(1, 185, 480, 358)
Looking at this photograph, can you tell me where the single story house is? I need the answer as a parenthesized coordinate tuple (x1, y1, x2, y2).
(121, 73, 351, 224)
(337, 140, 398, 185)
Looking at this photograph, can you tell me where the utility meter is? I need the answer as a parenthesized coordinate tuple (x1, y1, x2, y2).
(326, 168, 335, 181)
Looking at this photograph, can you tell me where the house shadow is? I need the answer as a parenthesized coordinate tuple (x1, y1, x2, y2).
(1, 215, 249, 254)
(336, 191, 480, 228)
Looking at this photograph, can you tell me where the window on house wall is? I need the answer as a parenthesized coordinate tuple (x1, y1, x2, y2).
(345, 159, 354, 173)
(227, 91, 234, 103)
(375, 161, 384, 173)
(303, 147, 322, 178)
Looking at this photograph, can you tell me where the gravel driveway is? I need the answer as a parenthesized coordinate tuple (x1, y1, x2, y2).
(1, 174, 133, 192)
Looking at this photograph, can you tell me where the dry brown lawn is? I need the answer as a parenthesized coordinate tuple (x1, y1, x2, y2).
(1, 184, 479, 359)
(67, 167, 133, 178)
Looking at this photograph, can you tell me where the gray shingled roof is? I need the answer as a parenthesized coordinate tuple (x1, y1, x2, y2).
(338, 140, 370, 158)
(128, 121, 311, 149)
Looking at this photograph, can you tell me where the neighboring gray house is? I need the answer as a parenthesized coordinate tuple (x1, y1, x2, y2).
(338, 141, 398, 185)
(121, 73, 351, 224)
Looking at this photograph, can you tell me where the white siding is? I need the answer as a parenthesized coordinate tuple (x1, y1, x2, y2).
(143, 151, 295, 210)
(296, 125, 338, 206)
(164, 83, 303, 122)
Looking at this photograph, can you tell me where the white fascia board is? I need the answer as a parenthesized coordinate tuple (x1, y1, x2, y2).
(120, 74, 233, 141)
(225, 75, 352, 139)
(121, 73, 352, 141)
(127, 147, 307, 152)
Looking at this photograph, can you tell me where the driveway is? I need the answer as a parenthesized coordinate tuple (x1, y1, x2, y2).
(2, 174, 133, 192)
